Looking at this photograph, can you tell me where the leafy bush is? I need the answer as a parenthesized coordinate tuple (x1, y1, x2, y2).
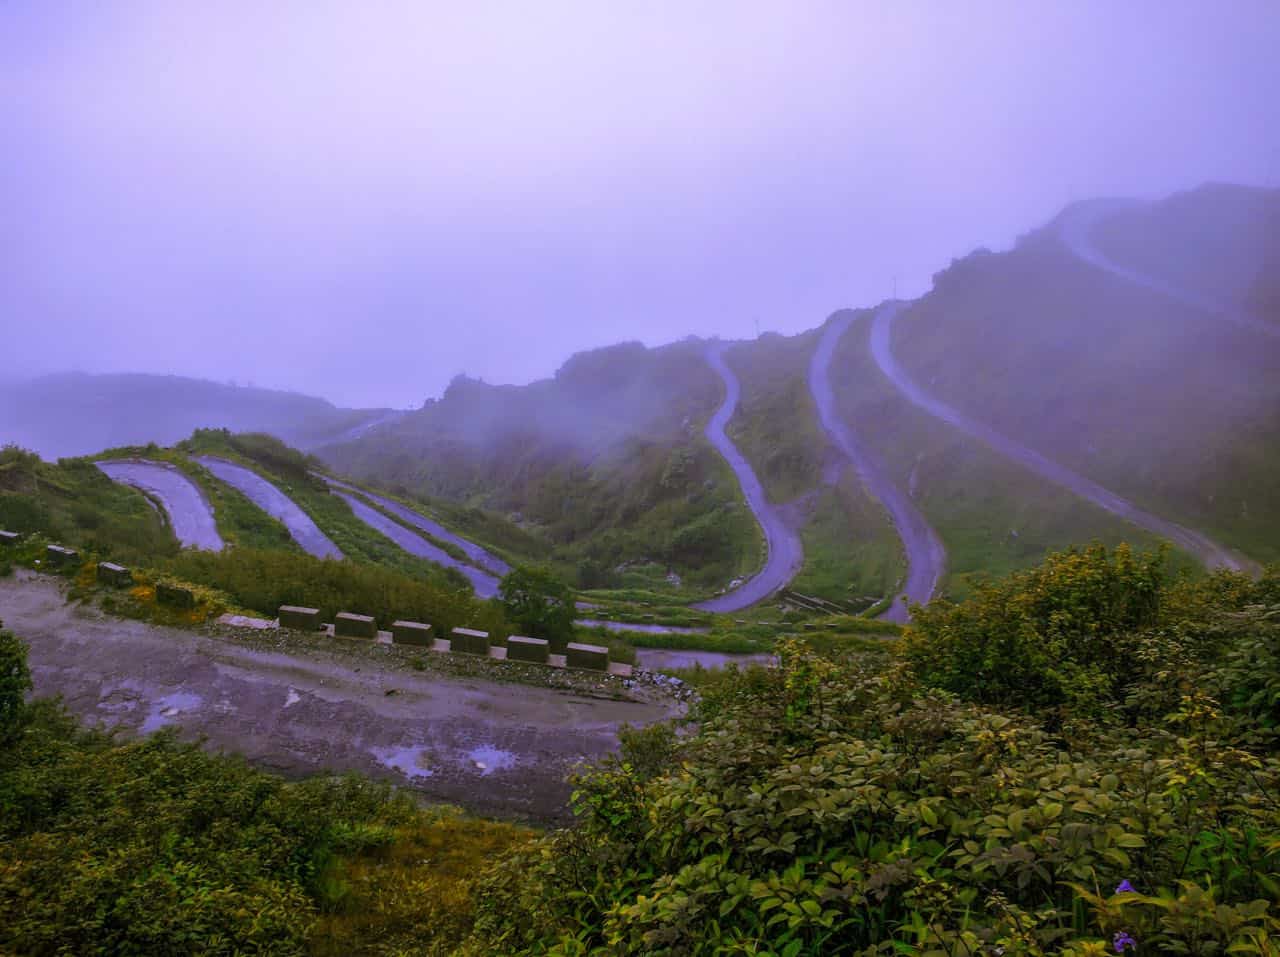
(465, 555, 1280, 955)
(901, 543, 1170, 716)
(500, 564, 576, 645)
(0, 621, 30, 741)
(0, 627, 531, 955)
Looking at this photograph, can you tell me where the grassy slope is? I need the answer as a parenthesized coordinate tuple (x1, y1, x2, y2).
(321, 340, 762, 596)
(719, 331, 906, 605)
(829, 308, 1195, 600)
(892, 190, 1280, 565)
(176, 431, 471, 590)
(0, 447, 179, 567)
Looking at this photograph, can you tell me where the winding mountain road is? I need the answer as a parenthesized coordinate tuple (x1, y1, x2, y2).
(1060, 201, 1280, 342)
(810, 314, 945, 622)
(320, 476, 511, 577)
(869, 302, 1257, 574)
(96, 459, 225, 551)
(331, 490, 501, 597)
(192, 456, 343, 560)
(692, 344, 804, 613)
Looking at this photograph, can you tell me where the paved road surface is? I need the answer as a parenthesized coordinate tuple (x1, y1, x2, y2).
(810, 314, 945, 622)
(96, 459, 224, 551)
(693, 344, 804, 612)
(321, 475, 511, 577)
(870, 302, 1258, 574)
(332, 490, 501, 597)
(192, 455, 343, 560)
(1059, 200, 1280, 342)
(3, 570, 673, 822)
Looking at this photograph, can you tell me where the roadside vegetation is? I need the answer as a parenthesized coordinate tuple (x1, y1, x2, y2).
(830, 306, 1202, 600)
(6, 545, 1279, 953)
(0, 445, 178, 567)
(888, 187, 1280, 567)
(321, 340, 764, 595)
(175, 429, 470, 589)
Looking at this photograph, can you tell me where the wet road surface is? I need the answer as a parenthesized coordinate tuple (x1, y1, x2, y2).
(1059, 200, 1280, 342)
(869, 302, 1257, 574)
(321, 475, 510, 577)
(192, 455, 343, 560)
(96, 458, 224, 551)
(693, 343, 804, 612)
(809, 313, 945, 622)
(331, 490, 501, 597)
(3, 571, 675, 822)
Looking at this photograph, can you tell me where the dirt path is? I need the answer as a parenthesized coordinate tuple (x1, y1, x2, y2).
(870, 302, 1258, 574)
(1059, 200, 1280, 342)
(2, 571, 675, 822)
(693, 344, 804, 612)
(96, 458, 224, 551)
(809, 313, 945, 621)
(193, 455, 343, 560)
(320, 475, 510, 578)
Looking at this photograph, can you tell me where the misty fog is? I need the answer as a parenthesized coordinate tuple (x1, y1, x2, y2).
(3, 1, 1279, 407)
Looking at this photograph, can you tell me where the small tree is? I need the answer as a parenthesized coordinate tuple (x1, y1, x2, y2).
(0, 620, 31, 740)
(499, 566, 575, 645)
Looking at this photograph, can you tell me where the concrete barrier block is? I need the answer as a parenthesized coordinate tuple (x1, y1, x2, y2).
(0, 530, 19, 546)
(391, 620, 433, 646)
(157, 582, 195, 608)
(566, 641, 609, 671)
(335, 611, 377, 639)
(279, 605, 321, 631)
(450, 627, 490, 656)
(97, 562, 133, 588)
(506, 635, 549, 664)
(45, 544, 79, 567)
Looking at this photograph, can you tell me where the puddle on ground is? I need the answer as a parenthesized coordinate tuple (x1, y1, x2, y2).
(140, 691, 203, 734)
(634, 649, 775, 671)
(467, 744, 516, 776)
(371, 745, 435, 779)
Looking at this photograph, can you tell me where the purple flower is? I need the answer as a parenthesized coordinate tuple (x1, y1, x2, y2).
(1114, 879, 1136, 894)
(1113, 931, 1137, 952)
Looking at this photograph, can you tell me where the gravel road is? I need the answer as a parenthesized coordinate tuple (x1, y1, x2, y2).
(331, 490, 501, 597)
(809, 313, 945, 622)
(96, 458, 224, 551)
(2, 570, 674, 822)
(192, 455, 343, 560)
(870, 302, 1258, 574)
(693, 343, 804, 612)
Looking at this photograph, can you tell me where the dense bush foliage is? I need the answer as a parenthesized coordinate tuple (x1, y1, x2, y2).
(466, 549, 1280, 954)
(501, 564, 576, 644)
(0, 621, 31, 741)
(0, 661, 529, 955)
(165, 547, 508, 637)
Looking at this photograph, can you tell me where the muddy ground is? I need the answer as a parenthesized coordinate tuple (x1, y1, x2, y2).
(0, 571, 681, 823)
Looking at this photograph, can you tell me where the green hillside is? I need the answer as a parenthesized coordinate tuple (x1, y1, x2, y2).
(321, 340, 762, 594)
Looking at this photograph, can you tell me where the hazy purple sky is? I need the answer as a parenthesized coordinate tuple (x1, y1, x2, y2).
(4, 2, 1278, 408)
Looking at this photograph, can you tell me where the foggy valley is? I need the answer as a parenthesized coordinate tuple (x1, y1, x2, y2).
(1, 4, 1278, 954)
